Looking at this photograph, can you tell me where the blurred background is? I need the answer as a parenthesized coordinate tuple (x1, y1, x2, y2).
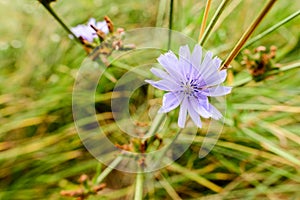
(0, 0, 299, 199)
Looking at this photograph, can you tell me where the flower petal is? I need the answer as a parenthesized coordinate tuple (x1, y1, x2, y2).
(159, 92, 183, 113)
(187, 98, 202, 128)
(157, 52, 183, 80)
(96, 21, 109, 34)
(179, 45, 192, 79)
(209, 104, 223, 120)
(179, 45, 191, 61)
(203, 86, 232, 97)
(145, 79, 180, 91)
(204, 70, 227, 86)
(189, 96, 211, 118)
(178, 97, 188, 128)
(71, 25, 95, 42)
(191, 44, 202, 69)
(88, 18, 96, 26)
(199, 51, 213, 74)
(150, 68, 172, 80)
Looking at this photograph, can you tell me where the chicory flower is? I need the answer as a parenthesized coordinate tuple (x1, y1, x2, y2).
(71, 18, 109, 42)
(146, 45, 232, 128)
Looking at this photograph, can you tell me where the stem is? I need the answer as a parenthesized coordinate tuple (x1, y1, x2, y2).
(168, 0, 174, 50)
(154, 128, 182, 166)
(199, 0, 230, 46)
(198, 0, 212, 42)
(220, 0, 277, 70)
(95, 156, 123, 184)
(143, 113, 166, 141)
(134, 169, 144, 200)
(243, 10, 300, 49)
(39, 2, 81, 44)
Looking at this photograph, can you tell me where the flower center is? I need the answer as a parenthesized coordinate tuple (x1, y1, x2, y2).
(182, 79, 200, 96)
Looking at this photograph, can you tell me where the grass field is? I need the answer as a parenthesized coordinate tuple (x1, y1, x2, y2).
(0, 0, 300, 199)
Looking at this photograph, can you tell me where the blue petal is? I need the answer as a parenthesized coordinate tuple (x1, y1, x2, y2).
(199, 51, 213, 74)
(88, 18, 96, 26)
(191, 44, 202, 69)
(204, 70, 227, 86)
(96, 21, 109, 34)
(203, 86, 232, 97)
(150, 68, 172, 80)
(179, 45, 192, 79)
(145, 79, 180, 91)
(159, 92, 183, 113)
(157, 52, 183, 80)
(187, 98, 202, 128)
(178, 97, 188, 128)
(189, 96, 211, 118)
(208, 104, 223, 120)
(179, 45, 191, 61)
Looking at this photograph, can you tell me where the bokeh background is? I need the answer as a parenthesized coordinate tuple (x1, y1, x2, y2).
(0, 0, 299, 199)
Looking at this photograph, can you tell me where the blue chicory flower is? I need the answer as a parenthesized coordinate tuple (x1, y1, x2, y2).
(146, 44, 232, 128)
(71, 18, 109, 42)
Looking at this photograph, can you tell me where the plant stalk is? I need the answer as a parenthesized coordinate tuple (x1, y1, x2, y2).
(39, 2, 81, 44)
(95, 156, 123, 184)
(198, 0, 212, 42)
(220, 0, 277, 70)
(168, 0, 174, 50)
(243, 10, 300, 49)
(199, 0, 230, 46)
(134, 168, 144, 200)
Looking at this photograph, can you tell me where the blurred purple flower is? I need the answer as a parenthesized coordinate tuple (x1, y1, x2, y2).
(146, 44, 232, 128)
(71, 18, 109, 42)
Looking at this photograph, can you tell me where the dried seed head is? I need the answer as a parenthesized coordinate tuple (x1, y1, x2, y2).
(242, 45, 278, 81)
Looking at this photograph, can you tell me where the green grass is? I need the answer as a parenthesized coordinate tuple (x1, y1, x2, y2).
(0, 0, 300, 199)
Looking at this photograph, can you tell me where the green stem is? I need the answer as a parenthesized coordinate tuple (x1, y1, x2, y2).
(154, 128, 182, 165)
(199, 0, 230, 46)
(221, 0, 277, 70)
(39, 2, 81, 44)
(243, 10, 300, 49)
(143, 113, 166, 141)
(168, 0, 174, 50)
(134, 169, 144, 200)
(269, 61, 300, 74)
(95, 156, 123, 184)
